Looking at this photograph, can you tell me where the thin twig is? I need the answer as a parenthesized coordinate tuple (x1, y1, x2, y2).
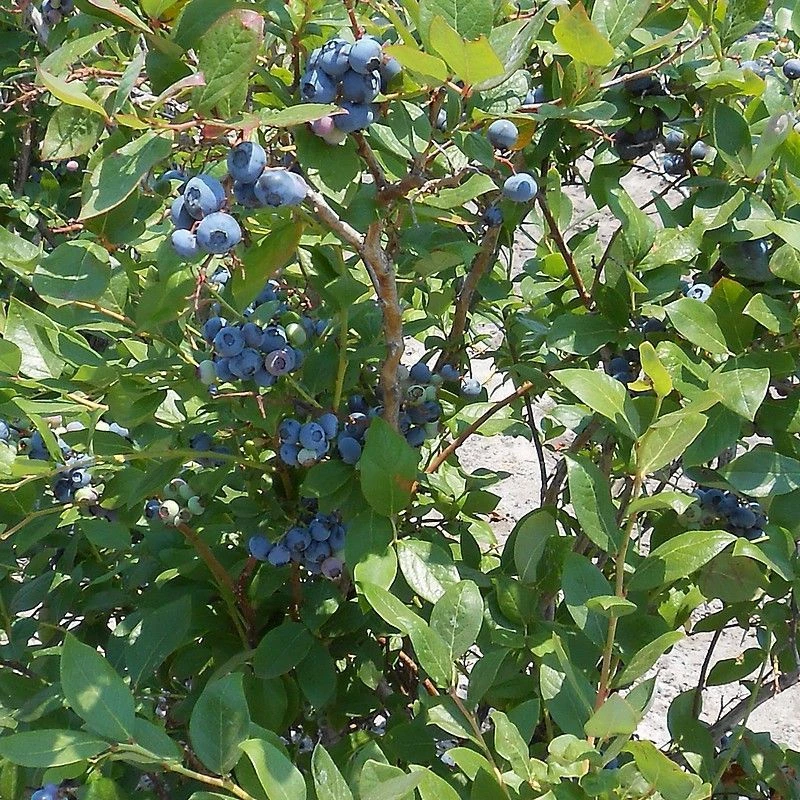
(693, 628, 724, 717)
(353, 132, 389, 190)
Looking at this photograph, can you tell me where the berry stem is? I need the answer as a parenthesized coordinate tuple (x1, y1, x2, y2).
(333, 308, 349, 411)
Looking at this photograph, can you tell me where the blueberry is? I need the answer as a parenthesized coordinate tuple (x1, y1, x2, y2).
(783, 58, 800, 80)
(321, 556, 344, 579)
(279, 418, 301, 444)
(297, 447, 319, 467)
(27, 431, 49, 460)
(299, 422, 326, 450)
(196, 212, 242, 254)
(0, 420, 10, 441)
(319, 39, 352, 77)
(202, 316, 225, 342)
(233, 180, 260, 208)
(249, 535, 272, 561)
(238, 322, 261, 349)
(609, 356, 629, 374)
(190, 432, 213, 451)
(439, 364, 460, 382)
(333, 102, 376, 132)
(422, 400, 443, 422)
(641, 318, 666, 334)
(317, 412, 339, 439)
(379, 56, 402, 90)
(255, 283, 278, 304)
(213, 326, 246, 358)
(461, 378, 481, 397)
(741, 60, 765, 76)
(690, 140, 709, 162)
(171, 229, 200, 259)
(483, 205, 503, 227)
(227, 141, 267, 183)
(285, 526, 312, 551)
(486, 119, 519, 149)
(290, 347, 304, 371)
(305, 540, 332, 565)
(279, 442, 300, 466)
(338, 436, 362, 464)
(344, 413, 369, 440)
(144, 498, 161, 519)
(348, 36, 382, 74)
(69, 468, 91, 488)
(183, 175, 225, 219)
(664, 130, 684, 152)
(328, 524, 346, 551)
(53, 478, 74, 503)
(170, 195, 194, 229)
(686, 283, 712, 302)
(228, 348, 263, 379)
(741, 238, 770, 260)
(701, 488, 725, 508)
(341, 69, 380, 103)
(405, 426, 426, 447)
(409, 361, 432, 383)
(307, 47, 322, 69)
(743, 527, 764, 541)
(348, 395, 368, 414)
(264, 346, 297, 376)
(300, 68, 338, 103)
(524, 85, 546, 105)
(502, 173, 538, 202)
(728, 507, 757, 529)
(267, 543, 291, 566)
(662, 153, 686, 176)
(214, 357, 235, 382)
(261, 325, 288, 353)
(309, 517, 331, 541)
(254, 169, 308, 207)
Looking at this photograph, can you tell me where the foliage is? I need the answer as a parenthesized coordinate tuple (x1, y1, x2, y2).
(0, 0, 799, 799)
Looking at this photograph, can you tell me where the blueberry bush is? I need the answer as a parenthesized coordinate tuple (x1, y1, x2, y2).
(1, 0, 800, 798)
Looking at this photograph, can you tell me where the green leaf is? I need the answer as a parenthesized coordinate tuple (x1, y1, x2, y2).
(32, 241, 111, 305)
(421, 173, 497, 210)
(41, 30, 116, 74)
(743, 293, 795, 334)
(607, 186, 656, 265)
(553, 2, 615, 66)
(584, 595, 637, 617)
(708, 367, 769, 421)
(192, 9, 264, 117)
(41, 104, 105, 161)
(665, 298, 729, 355)
(410, 766, 462, 800)
(361, 770, 421, 800)
(720, 444, 800, 497)
(38, 67, 108, 120)
(748, 112, 793, 178)
(429, 17, 504, 85)
(360, 417, 418, 516)
(614, 631, 684, 687)
(312, 745, 353, 800)
(489, 710, 532, 780)
(638, 223, 703, 271)
(418, 0, 494, 43)
(584, 694, 641, 737)
(705, 277, 754, 353)
(383, 44, 448, 83)
(83, 778, 126, 800)
(512, 509, 557, 582)
(591, 0, 651, 45)
(539, 636, 595, 736)
(711, 102, 752, 175)
(562, 553, 611, 647)
(566, 455, 620, 552)
(258, 104, 340, 128)
(85, 0, 150, 30)
(555, 368, 640, 438)
(0, 226, 39, 276)
(0, 730, 108, 767)
(626, 741, 707, 800)
(60, 633, 136, 741)
(252, 621, 314, 678)
(636, 410, 707, 475)
(629, 530, 736, 591)
(638, 342, 672, 398)
(5, 298, 65, 379)
(80, 131, 173, 220)
(0, 340, 21, 375)
(189, 674, 251, 774)
(346, 510, 397, 589)
(397, 538, 460, 602)
(430, 581, 483, 660)
(547, 313, 618, 355)
(240, 739, 307, 800)
(358, 582, 452, 686)
(126, 597, 192, 687)
(698, 549, 764, 603)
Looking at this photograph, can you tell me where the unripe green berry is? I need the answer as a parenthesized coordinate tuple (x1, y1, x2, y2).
(423, 385, 438, 402)
(407, 385, 426, 402)
(285, 323, 307, 346)
(429, 373, 444, 387)
(197, 359, 217, 385)
(187, 496, 205, 515)
(297, 447, 318, 467)
(178, 481, 195, 501)
(159, 499, 180, 521)
(178, 507, 193, 524)
(424, 422, 439, 439)
(74, 486, 98, 503)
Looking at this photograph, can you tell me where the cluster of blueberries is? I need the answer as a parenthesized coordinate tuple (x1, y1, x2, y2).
(662, 131, 709, 176)
(144, 477, 205, 527)
(170, 174, 241, 259)
(41, 0, 73, 24)
(227, 143, 308, 210)
(278, 413, 340, 467)
(248, 509, 346, 578)
(484, 119, 539, 203)
(681, 488, 767, 541)
(607, 350, 641, 386)
(302, 35, 401, 142)
(613, 108, 664, 161)
(196, 283, 319, 390)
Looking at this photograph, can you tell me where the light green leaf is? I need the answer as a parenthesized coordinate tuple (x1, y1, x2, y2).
(638, 342, 672, 398)
(636, 410, 707, 475)
(430, 580, 483, 660)
(614, 631, 684, 687)
(720, 444, 800, 497)
(252, 621, 314, 678)
(0, 730, 108, 768)
(42, 104, 105, 161)
(383, 44, 449, 83)
(311, 745, 353, 800)
(489, 710, 533, 780)
(33, 241, 111, 305)
(708, 367, 769, 421)
(554, 2, 615, 66)
(429, 17, 504, 85)
(584, 694, 641, 737)
(418, 0, 494, 43)
(360, 417, 418, 517)
(743, 293, 795, 334)
(665, 298, 729, 355)
(591, 0, 651, 45)
(566, 455, 620, 552)
(240, 739, 307, 800)
(38, 67, 108, 119)
(512, 508, 557, 582)
(259, 104, 340, 128)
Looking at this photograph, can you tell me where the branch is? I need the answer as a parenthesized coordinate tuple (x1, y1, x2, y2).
(353, 132, 389, 191)
(434, 225, 501, 371)
(537, 192, 592, 309)
(426, 381, 535, 474)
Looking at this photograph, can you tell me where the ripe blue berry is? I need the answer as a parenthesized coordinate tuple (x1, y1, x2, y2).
(202, 317, 225, 343)
(261, 325, 287, 353)
(228, 348, 263, 379)
(379, 57, 402, 90)
(300, 68, 338, 103)
(214, 326, 246, 358)
(190, 432, 213, 451)
(227, 141, 267, 183)
(183, 175, 225, 219)
(502, 173, 537, 202)
(264, 347, 296, 376)
(254, 169, 308, 207)
(299, 422, 326, 450)
(69, 468, 91, 488)
(439, 364, 460, 382)
(461, 378, 481, 397)
(249, 535, 272, 561)
(483, 205, 503, 227)
(144, 498, 161, 519)
(328, 524, 346, 551)
(783, 58, 800, 80)
(334, 102, 375, 132)
(663, 130, 684, 152)
(285, 526, 312, 551)
(171, 229, 200, 259)
(686, 283, 712, 302)
(214, 358, 234, 382)
(305, 540, 332, 565)
(279, 442, 300, 466)
(171, 195, 194, 229)
(309, 517, 331, 541)
(233, 180, 260, 208)
(319, 39, 352, 77)
(348, 36, 382, 74)
(318, 412, 338, 439)
(422, 400, 442, 422)
(267, 543, 291, 566)
(405, 426, 426, 447)
(524, 85, 546, 105)
(279, 418, 301, 444)
(321, 556, 343, 578)
(662, 153, 686, 176)
(338, 436, 362, 464)
(409, 361, 432, 383)
(690, 140, 709, 162)
(486, 119, 519, 149)
(0, 420, 10, 441)
(341, 69, 380, 103)
(196, 212, 242, 254)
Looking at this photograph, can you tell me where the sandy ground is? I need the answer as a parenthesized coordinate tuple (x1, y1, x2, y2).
(409, 154, 800, 750)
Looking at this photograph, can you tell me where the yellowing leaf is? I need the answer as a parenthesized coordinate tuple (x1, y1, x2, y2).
(554, 2, 615, 67)
(429, 16, 504, 85)
(384, 44, 449, 83)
